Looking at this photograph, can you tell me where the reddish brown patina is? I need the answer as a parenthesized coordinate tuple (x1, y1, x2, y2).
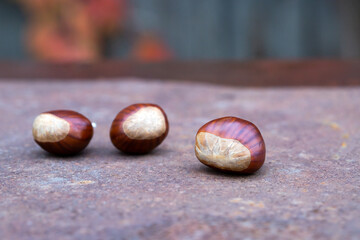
(1, 60, 360, 86)
(0, 61, 359, 239)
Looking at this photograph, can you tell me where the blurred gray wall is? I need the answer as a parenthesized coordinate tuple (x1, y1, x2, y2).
(0, 1, 26, 60)
(126, 0, 360, 59)
(0, 0, 359, 60)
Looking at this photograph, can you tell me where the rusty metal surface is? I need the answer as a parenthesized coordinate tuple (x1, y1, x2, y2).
(0, 79, 359, 240)
(1, 60, 360, 86)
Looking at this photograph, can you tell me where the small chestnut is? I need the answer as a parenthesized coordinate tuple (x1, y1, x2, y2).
(195, 117, 265, 173)
(32, 110, 94, 156)
(110, 103, 169, 154)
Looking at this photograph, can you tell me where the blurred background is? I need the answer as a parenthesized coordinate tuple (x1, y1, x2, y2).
(0, 0, 359, 62)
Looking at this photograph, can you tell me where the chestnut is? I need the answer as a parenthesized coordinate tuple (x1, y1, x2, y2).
(32, 110, 94, 156)
(195, 117, 265, 173)
(110, 103, 169, 154)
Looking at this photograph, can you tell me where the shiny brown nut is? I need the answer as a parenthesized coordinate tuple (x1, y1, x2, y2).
(195, 117, 266, 173)
(110, 103, 169, 154)
(32, 110, 94, 156)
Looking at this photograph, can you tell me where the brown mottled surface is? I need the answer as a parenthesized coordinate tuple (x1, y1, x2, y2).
(0, 79, 359, 240)
(1, 60, 360, 86)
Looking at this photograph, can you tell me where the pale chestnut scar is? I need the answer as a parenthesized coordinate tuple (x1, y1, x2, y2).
(195, 132, 251, 171)
(123, 107, 166, 140)
(32, 113, 70, 142)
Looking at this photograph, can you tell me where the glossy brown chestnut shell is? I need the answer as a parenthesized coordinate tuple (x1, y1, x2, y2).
(110, 103, 169, 154)
(32, 110, 94, 156)
(195, 117, 266, 173)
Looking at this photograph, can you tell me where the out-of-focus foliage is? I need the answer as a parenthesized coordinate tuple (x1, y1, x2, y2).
(18, 0, 172, 62)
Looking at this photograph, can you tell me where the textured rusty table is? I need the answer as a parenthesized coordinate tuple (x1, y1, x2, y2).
(0, 61, 359, 239)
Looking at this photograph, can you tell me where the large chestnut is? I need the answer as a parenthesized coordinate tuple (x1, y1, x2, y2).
(110, 103, 169, 154)
(195, 117, 266, 173)
(32, 110, 94, 156)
